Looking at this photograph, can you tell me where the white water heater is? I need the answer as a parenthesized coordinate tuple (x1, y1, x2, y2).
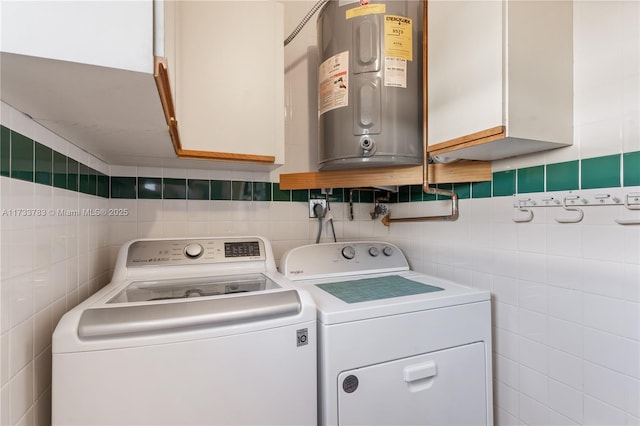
(317, 0, 424, 170)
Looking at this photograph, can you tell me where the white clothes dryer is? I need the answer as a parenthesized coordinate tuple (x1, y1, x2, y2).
(281, 241, 493, 426)
(53, 236, 317, 426)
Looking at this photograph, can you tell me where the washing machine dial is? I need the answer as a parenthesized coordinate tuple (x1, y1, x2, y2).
(184, 243, 204, 259)
(382, 246, 394, 256)
(369, 247, 380, 257)
(341, 245, 356, 260)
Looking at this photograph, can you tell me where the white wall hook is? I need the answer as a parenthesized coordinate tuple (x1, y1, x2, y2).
(512, 198, 534, 223)
(555, 195, 584, 223)
(615, 192, 640, 225)
(623, 192, 640, 210)
(615, 219, 640, 225)
(541, 196, 560, 205)
(513, 208, 534, 223)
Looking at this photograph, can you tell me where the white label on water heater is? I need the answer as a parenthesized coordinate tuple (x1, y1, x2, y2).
(318, 51, 349, 116)
(384, 57, 407, 88)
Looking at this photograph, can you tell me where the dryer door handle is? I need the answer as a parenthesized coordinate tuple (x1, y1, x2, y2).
(404, 361, 437, 382)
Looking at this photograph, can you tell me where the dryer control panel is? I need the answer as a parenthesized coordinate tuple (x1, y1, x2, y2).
(126, 238, 266, 267)
(281, 241, 409, 280)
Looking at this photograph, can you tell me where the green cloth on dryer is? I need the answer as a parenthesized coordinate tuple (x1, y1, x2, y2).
(316, 275, 443, 304)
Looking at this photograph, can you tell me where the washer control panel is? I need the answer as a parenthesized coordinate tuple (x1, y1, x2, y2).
(126, 238, 265, 267)
(281, 241, 409, 280)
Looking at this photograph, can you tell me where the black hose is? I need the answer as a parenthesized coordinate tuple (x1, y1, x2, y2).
(313, 202, 325, 244)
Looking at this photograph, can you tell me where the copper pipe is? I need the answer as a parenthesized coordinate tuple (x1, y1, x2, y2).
(382, 0, 459, 226)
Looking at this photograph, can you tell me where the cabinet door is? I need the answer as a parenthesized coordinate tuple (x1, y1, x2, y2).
(172, 1, 284, 164)
(427, 0, 502, 146)
(0, 1, 153, 73)
(337, 342, 488, 426)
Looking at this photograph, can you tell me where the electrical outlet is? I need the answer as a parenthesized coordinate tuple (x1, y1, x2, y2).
(309, 199, 327, 218)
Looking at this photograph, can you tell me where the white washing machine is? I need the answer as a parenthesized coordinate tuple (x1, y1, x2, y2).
(52, 236, 317, 426)
(281, 241, 493, 426)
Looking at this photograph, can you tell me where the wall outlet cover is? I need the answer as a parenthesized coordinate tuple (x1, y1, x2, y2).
(309, 199, 327, 218)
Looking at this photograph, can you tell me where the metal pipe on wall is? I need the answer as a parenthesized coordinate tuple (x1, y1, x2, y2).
(382, 0, 460, 226)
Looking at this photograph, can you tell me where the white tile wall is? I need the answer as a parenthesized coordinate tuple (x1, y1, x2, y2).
(0, 106, 111, 425)
(382, 2, 638, 424)
(1, 0, 639, 425)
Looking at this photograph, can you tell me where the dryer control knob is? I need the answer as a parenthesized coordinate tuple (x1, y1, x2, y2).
(184, 243, 204, 259)
(382, 246, 394, 256)
(369, 247, 380, 257)
(341, 245, 356, 260)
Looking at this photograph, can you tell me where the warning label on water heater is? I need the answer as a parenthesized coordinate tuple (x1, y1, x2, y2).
(318, 51, 349, 116)
(384, 57, 407, 88)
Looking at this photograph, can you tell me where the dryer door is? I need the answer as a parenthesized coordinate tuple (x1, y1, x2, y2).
(337, 342, 488, 425)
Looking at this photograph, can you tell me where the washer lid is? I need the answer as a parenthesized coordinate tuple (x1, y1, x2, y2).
(78, 289, 302, 339)
(107, 273, 281, 304)
(295, 271, 490, 325)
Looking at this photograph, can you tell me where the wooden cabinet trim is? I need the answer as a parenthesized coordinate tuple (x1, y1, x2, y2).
(427, 125, 506, 155)
(279, 162, 491, 190)
(176, 149, 276, 164)
(154, 57, 275, 165)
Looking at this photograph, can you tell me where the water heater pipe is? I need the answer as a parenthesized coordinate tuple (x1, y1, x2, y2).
(284, 0, 329, 46)
(382, 0, 459, 226)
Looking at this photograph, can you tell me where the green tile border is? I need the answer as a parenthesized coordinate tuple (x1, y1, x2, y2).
(309, 189, 323, 200)
(53, 151, 67, 190)
(581, 154, 620, 189)
(359, 190, 374, 203)
(97, 174, 109, 198)
(624, 151, 640, 187)
(211, 180, 232, 200)
(11, 130, 34, 182)
(453, 183, 471, 200)
(188, 179, 210, 200)
(435, 184, 452, 200)
(1, 125, 636, 206)
(232, 181, 252, 201)
(329, 188, 345, 203)
(163, 178, 187, 200)
(272, 183, 291, 202)
(0, 125, 10, 177)
(517, 166, 544, 194)
(111, 177, 137, 199)
(409, 185, 423, 202)
(472, 181, 492, 198)
(493, 170, 516, 197)
(138, 177, 162, 199)
(252, 182, 272, 201)
(547, 160, 579, 191)
(292, 189, 309, 202)
(67, 158, 79, 192)
(34, 142, 53, 186)
(398, 186, 410, 203)
(79, 164, 96, 195)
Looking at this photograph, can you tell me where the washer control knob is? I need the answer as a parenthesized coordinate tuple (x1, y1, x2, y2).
(382, 246, 394, 256)
(184, 243, 204, 259)
(341, 245, 356, 260)
(369, 247, 380, 257)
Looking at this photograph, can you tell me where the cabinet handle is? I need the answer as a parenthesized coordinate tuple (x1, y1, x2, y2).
(404, 361, 437, 382)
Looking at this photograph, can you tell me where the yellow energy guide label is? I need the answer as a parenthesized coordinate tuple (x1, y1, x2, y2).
(384, 15, 413, 61)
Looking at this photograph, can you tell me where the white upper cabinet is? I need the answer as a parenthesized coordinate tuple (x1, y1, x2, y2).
(0, 1, 176, 165)
(1, 0, 285, 170)
(164, 1, 285, 166)
(427, 0, 573, 161)
(1, 1, 154, 73)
